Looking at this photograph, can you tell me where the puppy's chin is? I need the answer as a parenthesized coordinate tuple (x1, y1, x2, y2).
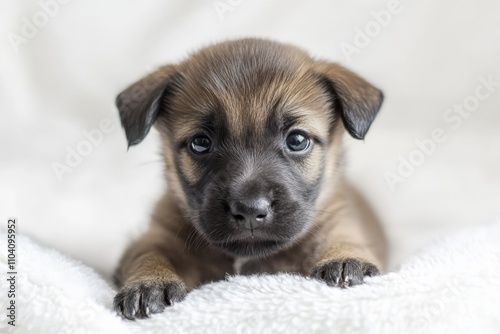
(215, 239, 287, 257)
(200, 222, 309, 257)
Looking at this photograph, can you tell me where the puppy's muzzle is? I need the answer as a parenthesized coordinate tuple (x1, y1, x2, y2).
(228, 197, 273, 230)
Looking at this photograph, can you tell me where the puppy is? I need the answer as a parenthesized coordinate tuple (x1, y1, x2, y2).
(113, 38, 387, 320)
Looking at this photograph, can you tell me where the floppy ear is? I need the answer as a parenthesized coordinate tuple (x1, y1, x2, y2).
(315, 62, 384, 140)
(115, 65, 178, 147)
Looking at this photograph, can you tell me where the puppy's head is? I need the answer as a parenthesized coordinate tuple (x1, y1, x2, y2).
(116, 39, 383, 257)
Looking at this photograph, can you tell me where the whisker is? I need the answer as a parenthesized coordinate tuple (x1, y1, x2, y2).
(298, 208, 346, 218)
(134, 160, 164, 167)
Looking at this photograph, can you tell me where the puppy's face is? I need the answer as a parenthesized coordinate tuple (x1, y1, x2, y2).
(116, 39, 383, 257)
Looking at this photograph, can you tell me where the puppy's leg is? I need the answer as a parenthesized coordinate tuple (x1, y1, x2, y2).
(310, 236, 381, 288)
(113, 224, 188, 320)
(310, 186, 387, 287)
(113, 195, 231, 319)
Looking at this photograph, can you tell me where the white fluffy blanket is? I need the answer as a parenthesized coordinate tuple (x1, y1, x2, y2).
(1, 221, 500, 334)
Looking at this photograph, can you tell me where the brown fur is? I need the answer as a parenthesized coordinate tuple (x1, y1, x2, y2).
(113, 38, 387, 320)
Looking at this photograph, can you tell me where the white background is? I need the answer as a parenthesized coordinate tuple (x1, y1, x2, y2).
(0, 0, 499, 277)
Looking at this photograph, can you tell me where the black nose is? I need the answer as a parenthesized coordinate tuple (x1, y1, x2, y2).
(229, 198, 271, 230)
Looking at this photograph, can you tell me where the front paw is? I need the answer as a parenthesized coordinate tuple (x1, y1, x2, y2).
(114, 279, 187, 320)
(310, 258, 379, 288)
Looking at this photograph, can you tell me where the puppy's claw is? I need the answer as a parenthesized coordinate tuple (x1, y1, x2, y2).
(310, 258, 379, 288)
(114, 280, 187, 320)
(363, 263, 380, 277)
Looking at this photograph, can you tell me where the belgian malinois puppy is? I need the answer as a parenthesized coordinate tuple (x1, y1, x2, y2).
(113, 38, 387, 320)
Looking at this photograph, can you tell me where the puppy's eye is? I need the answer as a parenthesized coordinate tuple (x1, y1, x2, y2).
(285, 131, 310, 152)
(190, 135, 213, 154)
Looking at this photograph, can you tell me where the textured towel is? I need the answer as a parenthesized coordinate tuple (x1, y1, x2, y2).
(1, 221, 500, 334)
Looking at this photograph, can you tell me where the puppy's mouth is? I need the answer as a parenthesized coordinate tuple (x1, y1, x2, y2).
(215, 238, 286, 257)
(207, 223, 291, 257)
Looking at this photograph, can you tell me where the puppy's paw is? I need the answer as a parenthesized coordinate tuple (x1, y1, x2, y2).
(310, 258, 379, 288)
(114, 279, 187, 320)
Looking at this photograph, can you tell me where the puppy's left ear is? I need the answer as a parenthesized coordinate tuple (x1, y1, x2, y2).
(315, 62, 384, 140)
(116, 65, 178, 147)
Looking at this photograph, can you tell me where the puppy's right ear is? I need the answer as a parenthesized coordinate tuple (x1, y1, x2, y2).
(115, 65, 178, 147)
